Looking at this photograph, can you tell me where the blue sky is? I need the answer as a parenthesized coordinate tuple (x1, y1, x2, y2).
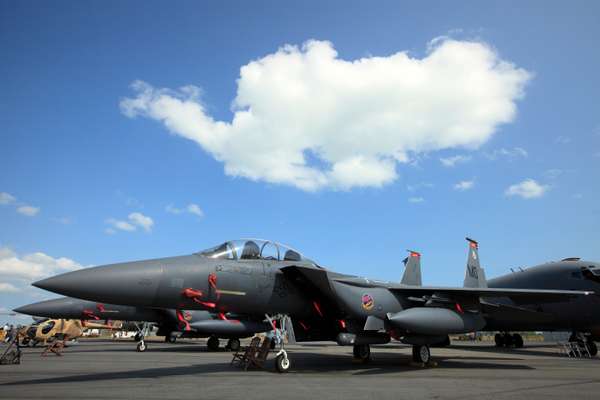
(1, 1, 599, 323)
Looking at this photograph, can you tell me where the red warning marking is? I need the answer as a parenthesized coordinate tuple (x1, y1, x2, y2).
(176, 309, 191, 331)
(313, 301, 324, 317)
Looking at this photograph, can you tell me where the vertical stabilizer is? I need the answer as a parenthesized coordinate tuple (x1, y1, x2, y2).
(463, 238, 487, 288)
(401, 250, 422, 286)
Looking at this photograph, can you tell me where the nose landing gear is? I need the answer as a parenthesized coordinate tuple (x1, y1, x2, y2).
(135, 322, 150, 352)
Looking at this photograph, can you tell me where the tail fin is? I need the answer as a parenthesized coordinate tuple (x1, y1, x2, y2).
(401, 250, 422, 286)
(463, 238, 487, 288)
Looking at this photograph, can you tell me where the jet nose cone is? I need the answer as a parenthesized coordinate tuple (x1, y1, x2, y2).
(33, 260, 164, 307)
(13, 297, 81, 319)
(13, 304, 36, 315)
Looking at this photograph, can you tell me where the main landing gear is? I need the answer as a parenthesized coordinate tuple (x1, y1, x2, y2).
(411, 344, 431, 364)
(494, 332, 524, 348)
(207, 336, 220, 351)
(353, 344, 371, 363)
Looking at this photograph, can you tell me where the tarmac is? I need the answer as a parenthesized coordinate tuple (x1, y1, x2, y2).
(1, 339, 599, 400)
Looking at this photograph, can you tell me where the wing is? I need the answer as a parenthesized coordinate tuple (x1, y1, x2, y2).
(333, 277, 593, 304)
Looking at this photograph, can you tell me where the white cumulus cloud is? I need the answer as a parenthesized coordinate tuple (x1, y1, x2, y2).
(454, 180, 475, 191)
(0, 192, 16, 205)
(0, 282, 19, 293)
(120, 38, 531, 191)
(505, 179, 548, 199)
(105, 212, 154, 233)
(128, 212, 154, 232)
(485, 147, 528, 160)
(166, 203, 204, 218)
(16, 205, 40, 217)
(0, 246, 84, 285)
(440, 155, 472, 168)
(408, 197, 425, 203)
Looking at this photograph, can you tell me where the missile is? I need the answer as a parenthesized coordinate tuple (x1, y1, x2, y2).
(387, 307, 485, 335)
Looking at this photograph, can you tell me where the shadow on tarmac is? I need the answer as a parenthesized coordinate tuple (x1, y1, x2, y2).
(1, 349, 534, 386)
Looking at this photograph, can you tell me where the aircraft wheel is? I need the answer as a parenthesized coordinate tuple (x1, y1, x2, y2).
(494, 333, 504, 347)
(270, 339, 276, 350)
(134, 333, 142, 342)
(167, 335, 177, 344)
(136, 341, 147, 352)
(503, 333, 514, 347)
(275, 353, 291, 373)
(513, 334, 524, 348)
(412, 345, 430, 364)
(227, 338, 241, 352)
(207, 336, 220, 351)
(353, 344, 370, 362)
(586, 341, 598, 356)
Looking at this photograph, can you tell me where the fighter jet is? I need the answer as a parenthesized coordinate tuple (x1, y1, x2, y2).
(34, 238, 593, 371)
(462, 238, 600, 355)
(14, 297, 270, 352)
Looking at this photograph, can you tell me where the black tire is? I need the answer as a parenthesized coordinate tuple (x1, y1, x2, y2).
(207, 336, 220, 351)
(270, 339, 276, 350)
(353, 344, 370, 362)
(134, 333, 142, 342)
(586, 341, 598, 357)
(275, 353, 291, 373)
(412, 345, 430, 364)
(494, 333, 504, 347)
(513, 333, 524, 348)
(503, 333, 514, 347)
(167, 335, 177, 344)
(227, 338, 241, 352)
(136, 341, 147, 352)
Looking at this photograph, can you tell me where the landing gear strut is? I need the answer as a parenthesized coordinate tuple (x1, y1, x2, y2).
(265, 314, 292, 373)
(412, 344, 430, 364)
(207, 336, 220, 351)
(135, 322, 150, 352)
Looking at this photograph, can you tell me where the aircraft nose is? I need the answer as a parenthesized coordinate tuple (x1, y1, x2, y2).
(33, 260, 163, 307)
(13, 303, 42, 316)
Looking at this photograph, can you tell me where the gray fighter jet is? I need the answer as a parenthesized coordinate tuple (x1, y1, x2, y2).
(462, 238, 600, 355)
(14, 297, 270, 352)
(34, 238, 592, 371)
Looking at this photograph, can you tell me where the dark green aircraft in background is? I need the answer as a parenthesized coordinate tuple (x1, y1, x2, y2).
(33, 238, 593, 372)
(463, 238, 600, 354)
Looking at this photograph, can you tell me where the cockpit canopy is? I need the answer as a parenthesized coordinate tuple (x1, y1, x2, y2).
(198, 239, 312, 263)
